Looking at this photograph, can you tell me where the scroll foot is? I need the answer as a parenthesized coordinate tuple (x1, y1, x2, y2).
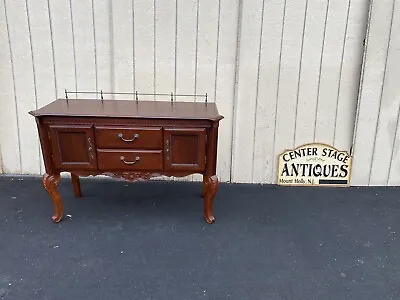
(42, 173, 63, 223)
(71, 173, 82, 198)
(203, 175, 219, 224)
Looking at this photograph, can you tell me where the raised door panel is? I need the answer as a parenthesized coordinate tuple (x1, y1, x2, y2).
(164, 128, 206, 172)
(49, 125, 97, 170)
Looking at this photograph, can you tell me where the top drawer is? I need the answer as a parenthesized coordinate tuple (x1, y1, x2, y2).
(95, 126, 162, 149)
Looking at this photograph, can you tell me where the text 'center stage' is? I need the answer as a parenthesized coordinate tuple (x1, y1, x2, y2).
(278, 143, 352, 187)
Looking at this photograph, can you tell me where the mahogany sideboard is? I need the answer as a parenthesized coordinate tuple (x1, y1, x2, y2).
(29, 98, 223, 224)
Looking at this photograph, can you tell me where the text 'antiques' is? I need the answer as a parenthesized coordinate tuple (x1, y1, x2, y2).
(278, 143, 352, 187)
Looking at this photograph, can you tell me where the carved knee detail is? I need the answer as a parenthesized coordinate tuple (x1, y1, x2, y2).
(43, 173, 60, 193)
(42, 173, 63, 223)
(203, 175, 219, 224)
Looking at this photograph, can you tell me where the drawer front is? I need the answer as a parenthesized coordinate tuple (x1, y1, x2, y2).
(97, 149, 163, 171)
(95, 126, 162, 149)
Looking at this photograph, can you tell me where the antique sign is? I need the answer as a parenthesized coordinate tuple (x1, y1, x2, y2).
(277, 143, 352, 187)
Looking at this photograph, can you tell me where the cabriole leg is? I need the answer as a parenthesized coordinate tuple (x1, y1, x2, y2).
(203, 175, 219, 224)
(201, 177, 206, 198)
(42, 173, 63, 223)
(71, 173, 82, 198)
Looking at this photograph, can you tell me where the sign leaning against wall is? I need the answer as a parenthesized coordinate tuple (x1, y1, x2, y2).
(277, 143, 352, 187)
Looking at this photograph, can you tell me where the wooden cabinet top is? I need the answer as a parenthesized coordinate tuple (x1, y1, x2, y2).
(30, 99, 223, 121)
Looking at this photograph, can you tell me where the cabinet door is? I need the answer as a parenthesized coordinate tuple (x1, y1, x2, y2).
(49, 125, 97, 170)
(164, 128, 206, 172)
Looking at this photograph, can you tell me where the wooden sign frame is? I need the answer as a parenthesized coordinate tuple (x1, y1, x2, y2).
(277, 143, 352, 187)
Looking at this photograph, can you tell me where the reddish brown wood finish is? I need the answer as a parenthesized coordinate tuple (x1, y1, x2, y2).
(97, 149, 163, 171)
(42, 173, 62, 223)
(71, 173, 82, 198)
(203, 175, 219, 224)
(95, 126, 163, 149)
(163, 128, 206, 172)
(30, 99, 223, 224)
(30, 99, 223, 121)
(49, 125, 97, 170)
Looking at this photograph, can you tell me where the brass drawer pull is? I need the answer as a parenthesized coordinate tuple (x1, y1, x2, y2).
(165, 139, 170, 160)
(120, 155, 140, 165)
(118, 133, 139, 142)
(88, 137, 94, 160)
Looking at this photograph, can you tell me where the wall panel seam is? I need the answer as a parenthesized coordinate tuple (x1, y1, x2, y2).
(333, 0, 351, 147)
(271, 0, 287, 181)
(194, 0, 200, 101)
(351, 0, 374, 155)
(368, 0, 396, 185)
(230, 0, 243, 182)
(109, 0, 115, 97)
(153, 0, 156, 97)
(387, 104, 400, 184)
(24, 0, 41, 173)
(387, 0, 400, 184)
(91, 0, 98, 96)
(3, 0, 22, 172)
(313, 0, 330, 142)
(132, 0, 136, 93)
(68, 0, 78, 97)
(251, 0, 266, 182)
(213, 0, 222, 103)
(293, 0, 309, 147)
(46, 0, 57, 98)
(174, 0, 178, 96)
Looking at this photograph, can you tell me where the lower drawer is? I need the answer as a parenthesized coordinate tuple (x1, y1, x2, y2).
(97, 149, 163, 171)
